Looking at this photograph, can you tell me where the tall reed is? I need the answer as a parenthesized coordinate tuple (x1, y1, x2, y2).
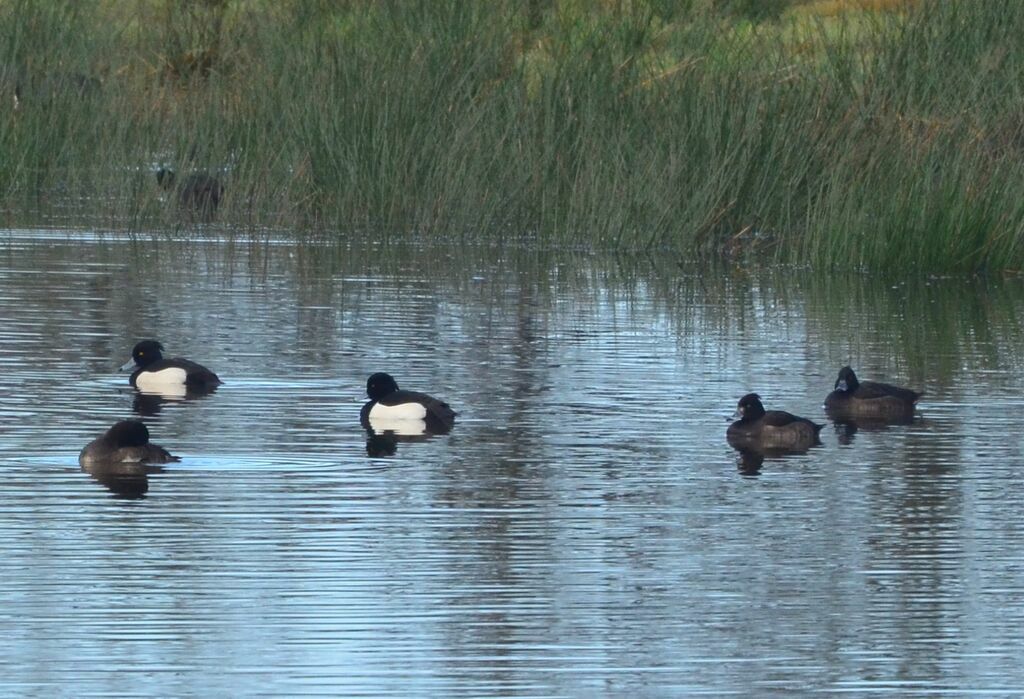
(1, 0, 1023, 272)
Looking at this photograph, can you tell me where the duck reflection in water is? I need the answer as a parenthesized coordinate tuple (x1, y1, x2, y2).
(830, 414, 916, 446)
(731, 445, 822, 477)
(79, 420, 179, 498)
(365, 431, 399, 457)
(81, 460, 165, 498)
(131, 386, 218, 417)
(734, 447, 766, 476)
(363, 422, 443, 457)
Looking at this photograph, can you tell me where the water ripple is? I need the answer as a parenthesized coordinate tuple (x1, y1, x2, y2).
(2, 233, 1024, 694)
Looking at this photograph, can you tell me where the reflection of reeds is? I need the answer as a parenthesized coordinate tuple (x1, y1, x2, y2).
(223, 239, 1024, 391)
(657, 263, 1024, 391)
(2, 2, 1024, 271)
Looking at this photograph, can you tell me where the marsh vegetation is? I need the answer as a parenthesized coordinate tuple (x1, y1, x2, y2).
(2, 0, 1023, 271)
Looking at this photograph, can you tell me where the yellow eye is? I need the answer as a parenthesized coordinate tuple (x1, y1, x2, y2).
(138, 351, 144, 356)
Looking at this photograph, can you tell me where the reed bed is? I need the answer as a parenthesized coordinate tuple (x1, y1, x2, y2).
(1, 0, 1022, 271)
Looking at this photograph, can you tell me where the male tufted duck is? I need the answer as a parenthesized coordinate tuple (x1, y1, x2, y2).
(360, 372, 456, 434)
(120, 339, 222, 392)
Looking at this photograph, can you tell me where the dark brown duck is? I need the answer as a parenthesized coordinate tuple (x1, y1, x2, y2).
(79, 420, 180, 467)
(727, 393, 823, 451)
(825, 366, 921, 420)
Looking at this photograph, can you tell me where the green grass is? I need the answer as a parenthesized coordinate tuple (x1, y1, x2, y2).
(2, 0, 1024, 272)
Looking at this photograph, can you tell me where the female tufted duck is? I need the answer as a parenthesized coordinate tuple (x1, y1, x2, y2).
(727, 393, 823, 450)
(825, 366, 921, 420)
(79, 420, 180, 467)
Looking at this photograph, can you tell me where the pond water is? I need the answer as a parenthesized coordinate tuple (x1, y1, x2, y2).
(2, 229, 1024, 695)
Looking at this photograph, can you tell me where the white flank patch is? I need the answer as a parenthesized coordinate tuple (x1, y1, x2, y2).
(368, 416, 428, 436)
(369, 401, 428, 421)
(136, 367, 189, 392)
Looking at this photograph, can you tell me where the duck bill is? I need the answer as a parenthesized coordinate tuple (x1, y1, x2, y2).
(119, 359, 137, 372)
(836, 380, 848, 391)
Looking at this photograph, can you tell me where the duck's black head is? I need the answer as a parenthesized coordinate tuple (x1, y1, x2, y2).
(106, 420, 150, 447)
(129, 339, 165, 369)
(835, 366, 859, 393)
(366, 372, 400, 401)
(735, 393, 766, 421)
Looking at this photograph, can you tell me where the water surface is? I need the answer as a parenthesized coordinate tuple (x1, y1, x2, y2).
(2, 230, 1024, 696)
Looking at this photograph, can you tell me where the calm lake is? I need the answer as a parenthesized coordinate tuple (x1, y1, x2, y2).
(2, 228, 1024, 695)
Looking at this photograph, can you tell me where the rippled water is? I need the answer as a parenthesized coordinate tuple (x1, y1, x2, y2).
(3, 229, 1024, 695)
